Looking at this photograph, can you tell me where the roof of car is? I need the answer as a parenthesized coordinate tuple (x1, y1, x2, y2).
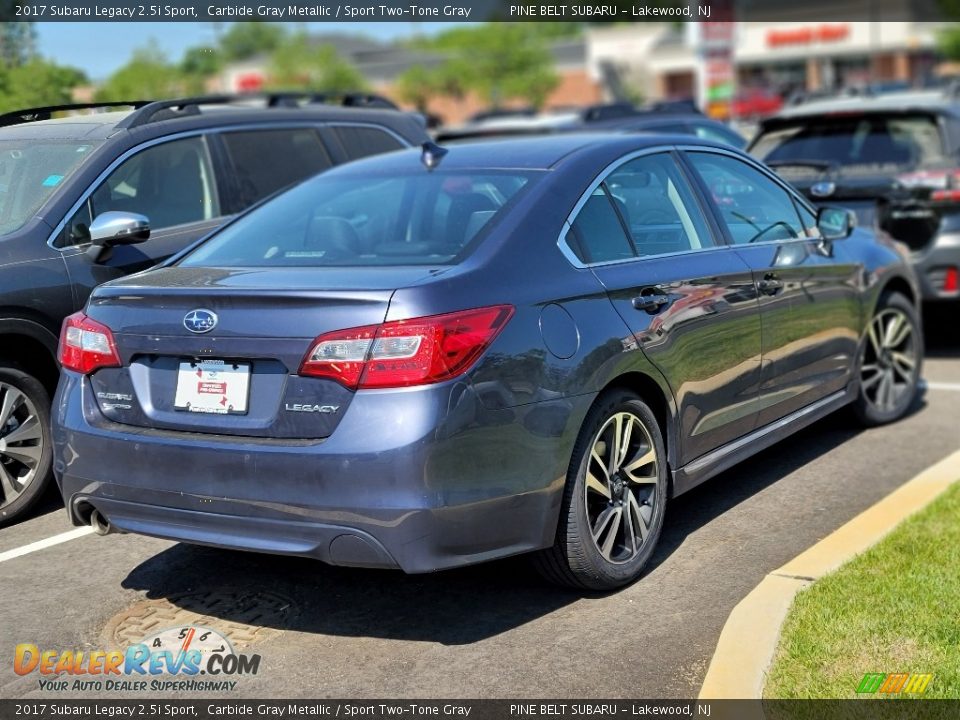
(334, 133, 721, 173)
(770, 90, 960, 121)
(0, 95, 423, 141)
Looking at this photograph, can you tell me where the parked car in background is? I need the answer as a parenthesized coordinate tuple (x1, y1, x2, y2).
(435, 101, 747, 149)
(0, 93, 428, 524)
(749, 87, 960, 305)
(53, 134, 921, 590)
(731, 87, 784, 120)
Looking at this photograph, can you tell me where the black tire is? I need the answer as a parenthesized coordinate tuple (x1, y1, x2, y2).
(534, 390, 668, 591)
(0, 365, 53, 525)
(852, 292, 923, 427)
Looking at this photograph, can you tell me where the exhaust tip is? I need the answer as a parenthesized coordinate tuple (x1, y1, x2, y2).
(90, 508, 112, 536)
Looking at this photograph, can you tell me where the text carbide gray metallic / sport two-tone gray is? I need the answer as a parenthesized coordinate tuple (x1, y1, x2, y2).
(0, 93, 428, 523)
(52, 135, 923, 590)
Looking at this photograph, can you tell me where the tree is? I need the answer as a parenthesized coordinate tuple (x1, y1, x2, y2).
(0, 59, 86, 113)
(219, 22, 285, 62)
(0, 22, 37, 67)
(95, 41, 180, 102)
(454, 25, 559, 108)
(180, 46, 221, 94)
(394, 65, 436, 112)
(267, 33, 367, 93)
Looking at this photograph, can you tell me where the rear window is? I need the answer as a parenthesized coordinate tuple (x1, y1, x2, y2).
(180, 169, 535, 268)
(751, 114, 947, 177)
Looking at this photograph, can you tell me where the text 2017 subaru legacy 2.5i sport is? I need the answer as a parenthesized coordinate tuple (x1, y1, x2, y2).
(52, 135, 923, 590)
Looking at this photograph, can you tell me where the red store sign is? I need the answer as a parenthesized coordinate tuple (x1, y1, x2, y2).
(767, 24, 850, 48)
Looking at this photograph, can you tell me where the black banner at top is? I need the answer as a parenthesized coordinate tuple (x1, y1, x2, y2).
(0, 0, 951, 22)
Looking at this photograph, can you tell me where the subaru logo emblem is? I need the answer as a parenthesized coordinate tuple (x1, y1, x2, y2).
(810, 182, 836, 198)
(183, 309, 218, 334)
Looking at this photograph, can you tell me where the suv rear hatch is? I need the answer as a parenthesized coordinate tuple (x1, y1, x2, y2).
(81, 266, 434, 439)
(750, 110, 957, 252)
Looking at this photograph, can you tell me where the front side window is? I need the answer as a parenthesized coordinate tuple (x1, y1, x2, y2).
(0, 140, 101, 237)
(686, 152, 807, 245)
(62, 136, 219, 246)
(180, 169, 535, 268)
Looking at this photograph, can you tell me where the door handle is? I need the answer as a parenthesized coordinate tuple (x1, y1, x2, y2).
(757, 274, 783, 296)
(632, 292, 670, 312)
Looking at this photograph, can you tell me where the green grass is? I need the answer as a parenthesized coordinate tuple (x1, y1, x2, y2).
(765, 481, 960, 699)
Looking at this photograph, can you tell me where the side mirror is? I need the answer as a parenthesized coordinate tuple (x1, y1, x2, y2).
(816, 206, 855, 241)
(86, 211, 150, 262)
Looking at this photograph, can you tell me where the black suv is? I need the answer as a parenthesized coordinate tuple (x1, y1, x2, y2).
(0, 94, 428, 523)
(749, 88, 960, 305)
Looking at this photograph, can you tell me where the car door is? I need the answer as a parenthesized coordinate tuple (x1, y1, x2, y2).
(561, 149, 764, 462)
(682, 149, 862, 427)
(58, 134, 226, 301)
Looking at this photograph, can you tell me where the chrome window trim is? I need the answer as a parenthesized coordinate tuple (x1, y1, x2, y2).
(557, 145, 721, 269)
(47, 120, 413, 254)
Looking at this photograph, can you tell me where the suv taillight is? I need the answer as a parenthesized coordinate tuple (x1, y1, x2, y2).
(300, 305, 514, 390)
(58, 312, 121, 374)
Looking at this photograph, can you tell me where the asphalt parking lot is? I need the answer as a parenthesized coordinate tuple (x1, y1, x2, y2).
(2, 317, 958, 701)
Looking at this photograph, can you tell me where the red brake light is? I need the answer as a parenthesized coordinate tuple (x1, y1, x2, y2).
(300, 305, 514, 390)
(945, 267, 959, 293)
(58, 312, 121, 374)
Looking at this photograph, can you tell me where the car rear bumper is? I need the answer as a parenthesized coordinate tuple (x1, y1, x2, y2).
(53, 371, 593, 573)
(912, 231, 960, 301)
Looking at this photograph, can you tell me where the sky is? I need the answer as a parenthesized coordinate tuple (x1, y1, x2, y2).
(36, 22, 465, 80)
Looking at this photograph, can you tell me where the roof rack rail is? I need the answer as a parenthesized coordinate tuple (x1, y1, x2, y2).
(118, 92, 400, 129)
(581, 102, 638, 123)
(0, 101, 150, 128)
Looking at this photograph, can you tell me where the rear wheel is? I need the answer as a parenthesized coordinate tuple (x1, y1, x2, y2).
(853, 292, 922, 427)
(0, 366, 52, 525)
(535, 390, 667, 590)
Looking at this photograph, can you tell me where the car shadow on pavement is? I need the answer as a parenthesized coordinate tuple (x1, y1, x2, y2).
(119, 394, 926, 646)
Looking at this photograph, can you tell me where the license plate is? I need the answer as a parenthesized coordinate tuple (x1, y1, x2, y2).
(174, 360, 250, 415)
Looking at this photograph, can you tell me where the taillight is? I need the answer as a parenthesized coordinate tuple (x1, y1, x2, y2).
(300, 305, 514, 390)
(945, 267, 959, 293)
(58, 312, 121, 374)
(898, 169, 960, 202)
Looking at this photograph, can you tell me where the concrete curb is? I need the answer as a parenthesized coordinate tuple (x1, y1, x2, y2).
(697, 448, 960, 700)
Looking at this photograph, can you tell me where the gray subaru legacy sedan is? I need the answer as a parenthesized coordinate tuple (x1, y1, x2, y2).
(52, 135, 923, 590)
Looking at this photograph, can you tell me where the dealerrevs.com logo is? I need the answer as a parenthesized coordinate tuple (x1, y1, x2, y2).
(15, 626, 261, 692)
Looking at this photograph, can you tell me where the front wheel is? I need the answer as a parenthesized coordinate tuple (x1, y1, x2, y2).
(535, 390, 668, 591)
(0, 366, 53, 525)
(853, 292, 922, 427)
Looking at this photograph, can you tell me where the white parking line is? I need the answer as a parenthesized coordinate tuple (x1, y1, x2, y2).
(927, 381, 960, 392)
(0, 526, 94, 564)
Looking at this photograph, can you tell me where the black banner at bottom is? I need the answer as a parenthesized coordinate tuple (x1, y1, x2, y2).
(2, 700, 959, 720)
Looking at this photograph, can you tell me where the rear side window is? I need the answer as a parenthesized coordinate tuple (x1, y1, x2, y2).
(565, 152, 712, 264)
(221, 128, 332, 207)
(566, 187, 634, 264)
(180, 169, 536, 268)
(751, 114, 947, 177)
(333, 126, 404, 160)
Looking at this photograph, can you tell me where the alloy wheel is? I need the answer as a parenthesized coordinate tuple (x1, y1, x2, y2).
(583, 411, 660, 564)
(0, 382, 43, 510)
(860, 308, 918, 414)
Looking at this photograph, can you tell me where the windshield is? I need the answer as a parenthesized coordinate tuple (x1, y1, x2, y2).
(0, 140, 101, 235)
(750, 114, 947, 178)
(180, 168, 536, 267)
